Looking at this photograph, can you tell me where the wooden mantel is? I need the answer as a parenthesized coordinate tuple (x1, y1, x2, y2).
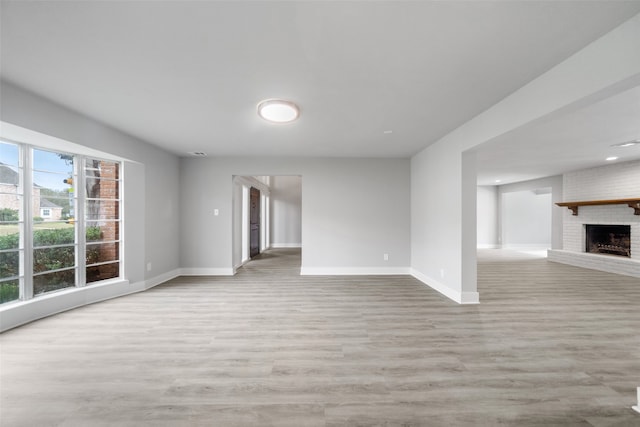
(556, 198, 640, 216)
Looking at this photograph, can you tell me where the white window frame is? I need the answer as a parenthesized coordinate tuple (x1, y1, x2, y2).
(83, 156, 123, 285)
(0, 140, 124, 304)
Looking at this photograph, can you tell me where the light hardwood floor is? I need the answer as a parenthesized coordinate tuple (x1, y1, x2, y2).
(1, 248, 639, 426)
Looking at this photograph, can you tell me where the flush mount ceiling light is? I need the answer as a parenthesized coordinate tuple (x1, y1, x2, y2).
(257, 99, 300, 123)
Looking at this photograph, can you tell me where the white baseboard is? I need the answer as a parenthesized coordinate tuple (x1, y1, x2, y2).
(233, 259, 250, 274)
(477, 244, 500, 249)
(143, 268, 181, 290)
(502, 244, 550, 250)
(180, 267, 234, 276)
(460, 291, 480, 304)
(271, 243, 302, 248)
(410, 268, 479, 304)
(300, 267, 410, 275)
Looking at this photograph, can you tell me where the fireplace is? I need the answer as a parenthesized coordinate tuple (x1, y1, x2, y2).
(585, 224, 631, 257)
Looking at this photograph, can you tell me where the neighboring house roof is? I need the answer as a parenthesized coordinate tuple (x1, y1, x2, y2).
(0, 162, 18, 185)
(0, 162, 45, 188)
(40, 199, 63, 209)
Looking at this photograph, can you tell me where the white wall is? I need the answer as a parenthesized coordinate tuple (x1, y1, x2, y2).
(501, 190, 552, 248)
(180, 157, 411, 275)
(412, 142, 472, 302)
(411, 13, 640, 304)
(497, 176, 563, 250)
(0, 81, 181, 331)
(477, 186, 498, 248)
(270, 175, 302, 248)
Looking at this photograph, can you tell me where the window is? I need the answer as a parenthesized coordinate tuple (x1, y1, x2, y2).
(0, 141, 122, 304)
(32, 148, 76, 295)
(0, 141, 22, 304)
(84, 158, 121, 283)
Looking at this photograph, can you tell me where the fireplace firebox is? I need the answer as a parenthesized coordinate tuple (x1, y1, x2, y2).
(585, 224, 631, 257)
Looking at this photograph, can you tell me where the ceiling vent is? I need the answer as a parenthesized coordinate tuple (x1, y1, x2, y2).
(188, 151, 207, 157)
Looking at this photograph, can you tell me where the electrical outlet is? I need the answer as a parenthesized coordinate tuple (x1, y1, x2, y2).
(383, 253, 389, 261)
(214, 209, 219, 216)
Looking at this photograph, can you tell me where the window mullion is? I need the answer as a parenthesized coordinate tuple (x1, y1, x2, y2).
(22, 146, 33, 300)
(76, 156, 86, 287)
(118, 163, 124, 279)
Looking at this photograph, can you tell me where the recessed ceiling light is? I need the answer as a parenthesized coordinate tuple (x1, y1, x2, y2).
(383, 130, 393, 134)
(257, 99, 300, 123)
(606, 156, 618, 161)
(610, 140, 640, 148)
(188, 151, 207, 157)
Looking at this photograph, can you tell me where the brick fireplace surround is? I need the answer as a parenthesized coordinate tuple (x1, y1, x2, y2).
(548, 159, 640, 278)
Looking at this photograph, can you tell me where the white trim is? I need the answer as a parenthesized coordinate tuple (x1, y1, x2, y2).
(300, 267, 410, 275)
(143, 268, 181, 290)
(233, 175, 270, 196)
(460, 291, 481, 304)
(477, 244, 500, 249)
(241, 185, 249, 262)
(22, 144, 33, 300)
(410, 268, 480, 304)
(1, 278, 132, 332)
(501, 244, 550, 250)
(180, 268, 234, 276)
(271, 243, 302, 248)
(76, 156, 86, 287)
(1, 268, 184, 332)
(1, 121, 135, 163)
(233, 260, 250, 274)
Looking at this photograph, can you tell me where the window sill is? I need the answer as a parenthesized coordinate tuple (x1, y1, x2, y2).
(0, 278, 130, 312)
(0, 278, 133, 331)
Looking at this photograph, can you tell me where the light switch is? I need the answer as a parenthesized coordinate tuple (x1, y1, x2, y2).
(214, 209, 219, 216)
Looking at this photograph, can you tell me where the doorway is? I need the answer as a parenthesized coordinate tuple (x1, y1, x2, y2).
(232, 175, 302, 273)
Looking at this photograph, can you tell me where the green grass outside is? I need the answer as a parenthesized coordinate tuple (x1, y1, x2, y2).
(0, 222, 74, 236)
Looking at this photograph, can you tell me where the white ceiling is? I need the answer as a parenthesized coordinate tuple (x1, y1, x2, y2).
(475, 85, 640, 185)
(2, 1, 640, 181)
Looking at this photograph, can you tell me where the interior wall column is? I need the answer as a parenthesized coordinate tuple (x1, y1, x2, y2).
(461, 150, 479, 303)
